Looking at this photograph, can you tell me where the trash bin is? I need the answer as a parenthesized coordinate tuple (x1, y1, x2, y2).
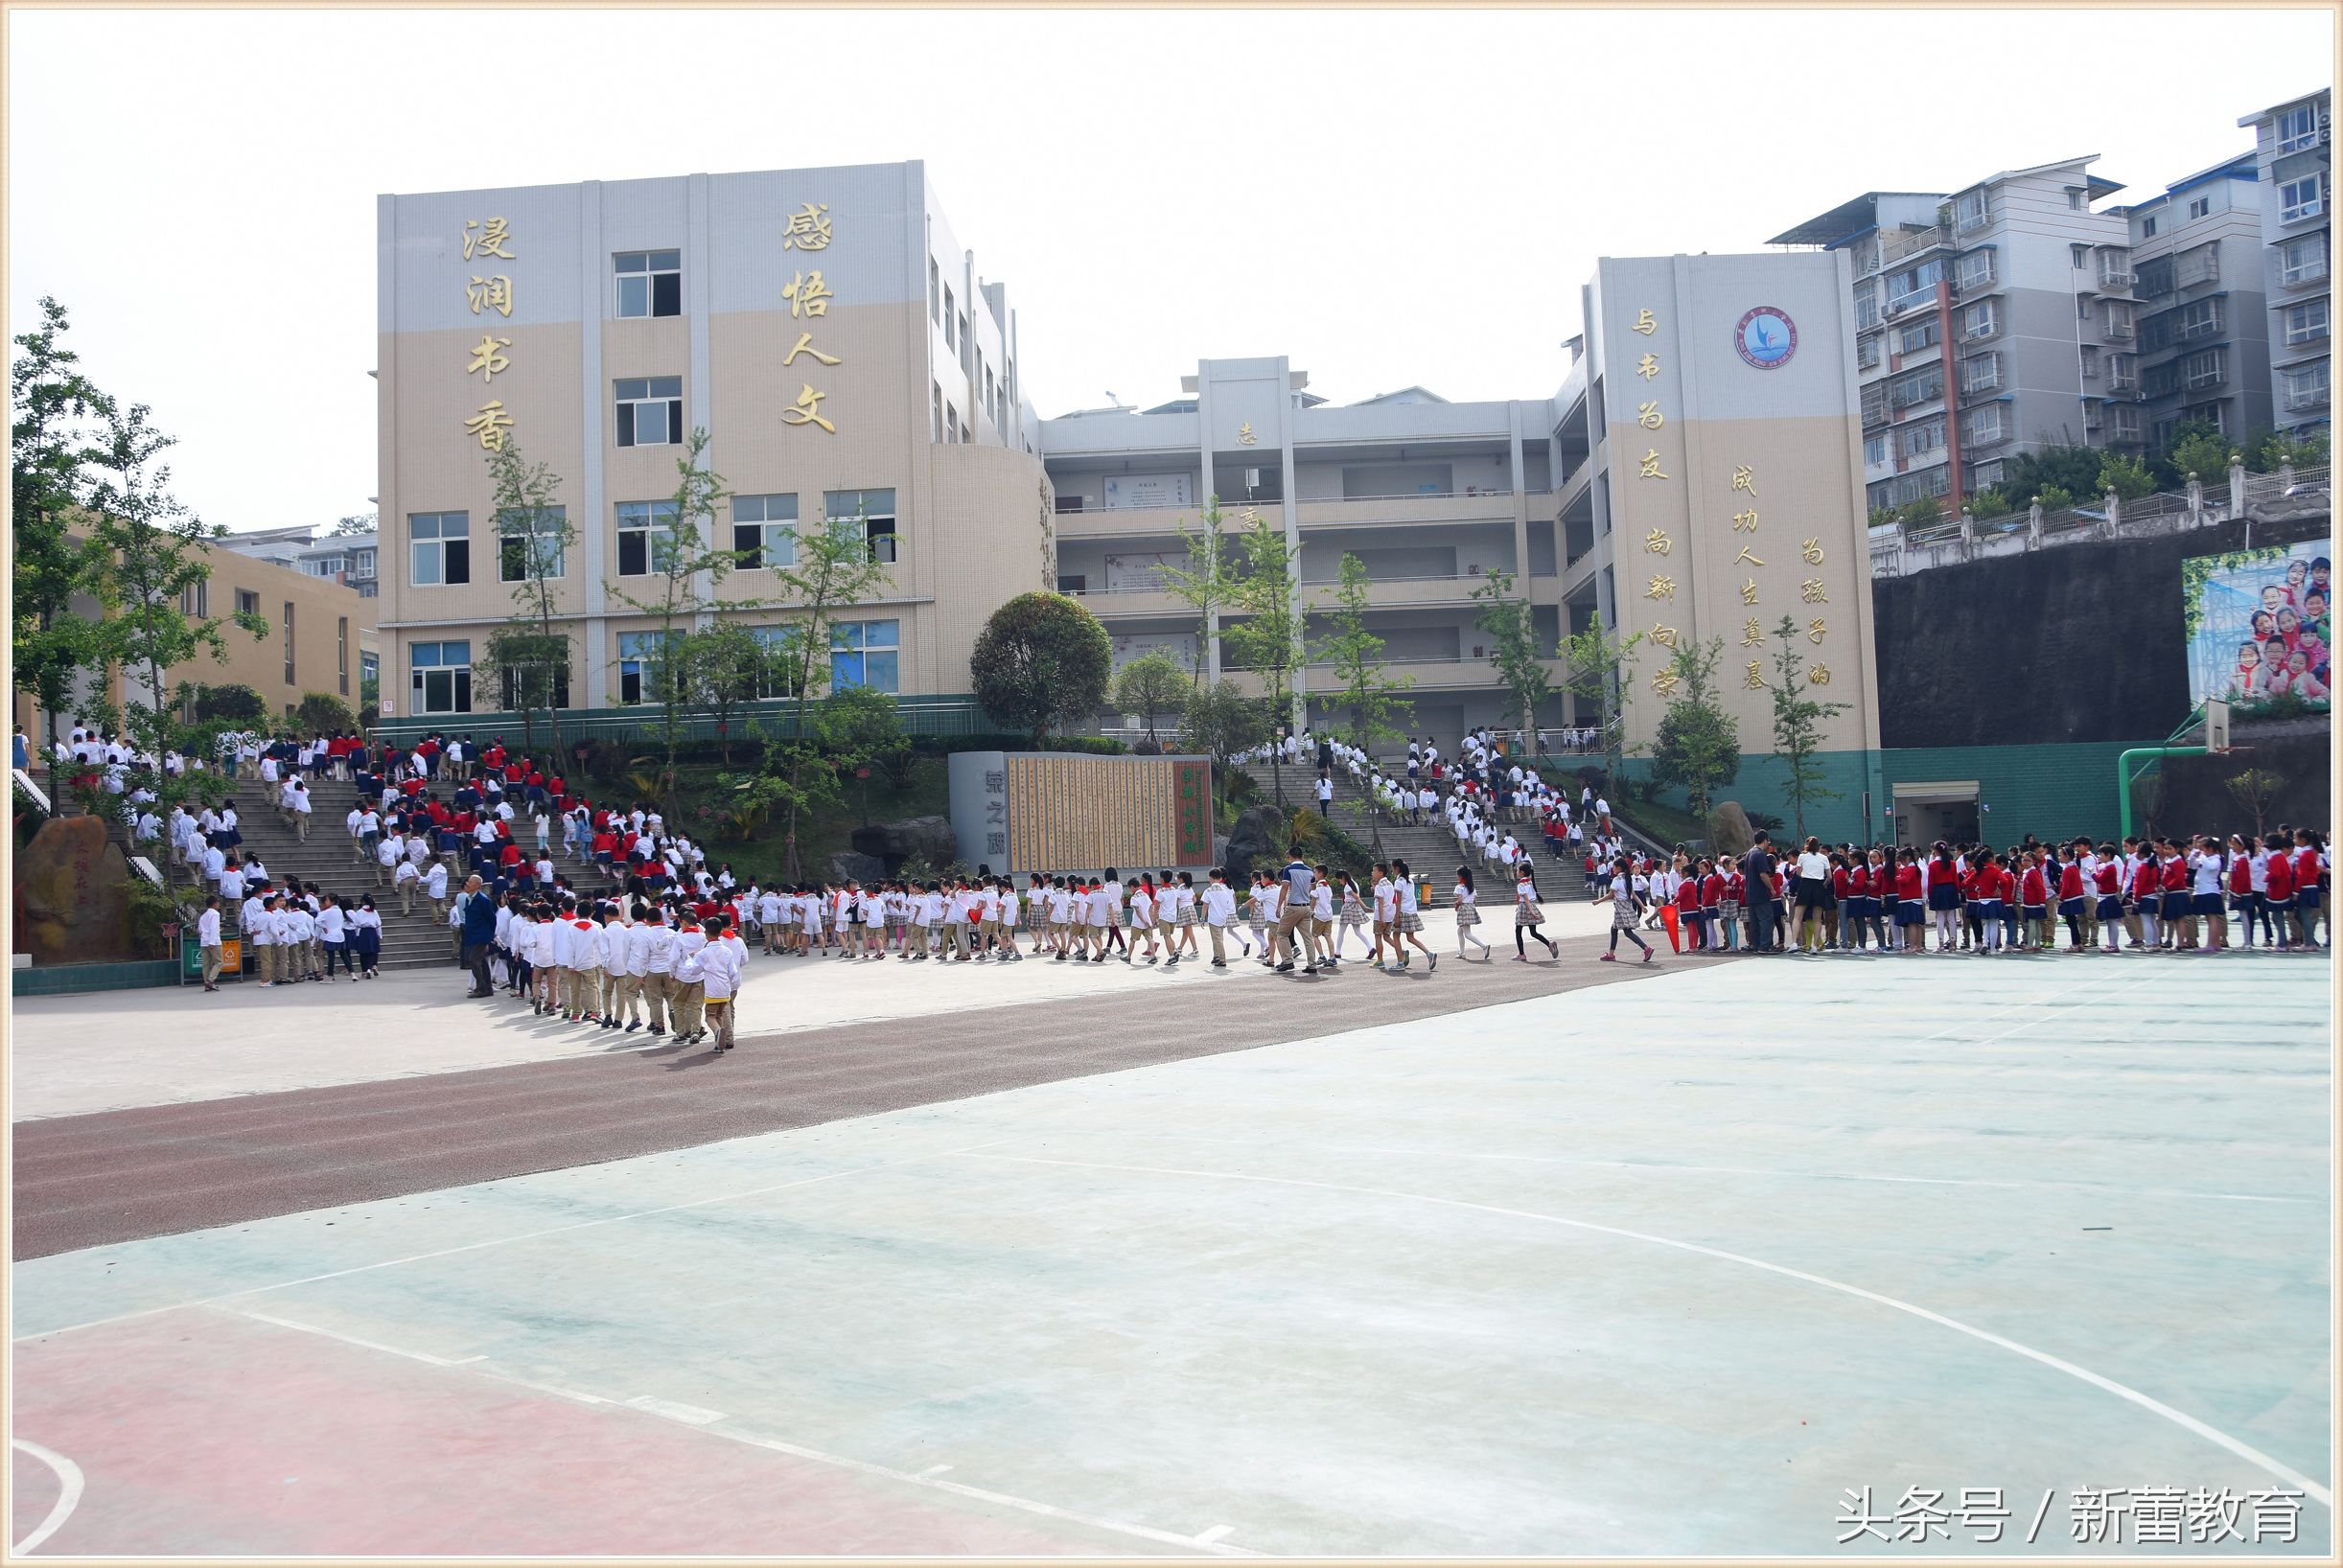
(178, 928, 202, 982)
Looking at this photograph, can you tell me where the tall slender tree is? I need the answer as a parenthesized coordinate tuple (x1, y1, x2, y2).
(1764, 613, 1853, 839)
(1648, 636, 1738, 821)
(12, 297, 118, 744)
(480, 440, 575, 754)
(1312, 551, 1413, 749)
(1471, 567, 1550, 743)
(1218, 507, 1305, 804)
(1156, 497, 1241, 687)
(1560, 609, 1645, 787)
(601, 428, 735, 796)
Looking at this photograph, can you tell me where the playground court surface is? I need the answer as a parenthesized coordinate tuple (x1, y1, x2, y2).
(12, 949, 2333, 1556)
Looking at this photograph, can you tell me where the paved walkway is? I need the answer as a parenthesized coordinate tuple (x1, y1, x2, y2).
(12, 951, 2330, 1555)
(9, 903, 1623, 1121)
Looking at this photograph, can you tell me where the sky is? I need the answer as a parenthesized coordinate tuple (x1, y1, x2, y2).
(8, 7, 2331, 535)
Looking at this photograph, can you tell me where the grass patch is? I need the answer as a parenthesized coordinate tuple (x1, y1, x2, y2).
(1615, 796, 1707, 849)
(652, 755, 954, 886)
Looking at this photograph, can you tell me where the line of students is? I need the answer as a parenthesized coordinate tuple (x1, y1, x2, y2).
(193, 881, 383, 991)
(475, 889, 750, 1052)
(1598, 827, 2329, 956)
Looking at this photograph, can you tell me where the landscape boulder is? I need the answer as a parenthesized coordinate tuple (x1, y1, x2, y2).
(850, 815, 961, 872)
(1707, 800, 1754, 863)
(1221, 804, 1283, 884)
(17, 815, 135, 964)
(828, 850, 887, 887)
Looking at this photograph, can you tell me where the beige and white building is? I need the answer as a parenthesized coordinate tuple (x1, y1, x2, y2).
(374, 160, 1050, 731)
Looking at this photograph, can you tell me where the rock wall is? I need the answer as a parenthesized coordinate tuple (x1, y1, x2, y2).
(15, 815, 135, 964)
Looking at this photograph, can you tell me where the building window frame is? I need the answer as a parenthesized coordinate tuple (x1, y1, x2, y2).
(2282, 360, 2331, 415)
(615, 499, 680, 577)
(616, 630, 681, 705)
(409, 639, 473, 714)
(2280, 173, 2328, 224)
(731, 493, 799, 570)
(2276, 103, 2321, 154)
(2285, 298, 2331, 346)
(337, 615, 349, 696)
(2280, 232, 2331, 287)
(408, 511, 471, 587)
(829, 619, 900, 694)
(614, 249, 683, 318)
(824, 488, 898, 565)
(615, 376, 684, 448)
(496, 504, 568, 583)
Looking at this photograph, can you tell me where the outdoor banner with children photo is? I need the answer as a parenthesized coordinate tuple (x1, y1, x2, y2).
(2185, 540, 2332, 713)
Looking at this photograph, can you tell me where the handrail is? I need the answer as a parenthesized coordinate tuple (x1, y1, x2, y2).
(12, 768, 51, 814)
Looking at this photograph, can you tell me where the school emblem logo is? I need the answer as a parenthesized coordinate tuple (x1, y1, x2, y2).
(1735, 306, 1798, 370)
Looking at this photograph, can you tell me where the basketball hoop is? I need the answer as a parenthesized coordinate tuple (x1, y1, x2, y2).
(2205, 699, 2231, 754)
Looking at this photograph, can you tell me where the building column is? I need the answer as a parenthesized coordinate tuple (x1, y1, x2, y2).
(1194, 360, 1222, 681)
(1277, 356, 1304, 733)
(579, 181, 611, 709)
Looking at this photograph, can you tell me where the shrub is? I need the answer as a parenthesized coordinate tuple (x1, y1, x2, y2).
(193, 683, 267, 723)
(295, 692, 358, 735)
(970, 591, 1113, 746)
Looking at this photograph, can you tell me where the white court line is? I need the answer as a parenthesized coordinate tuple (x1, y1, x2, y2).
(13, 1140, 1017, 1346)
(192, 1308, 1255, 1558)
(1044, 1130, 2321, 1206)
(963, 1151, 2334, 1510)
(11, 1439, 85, 1556)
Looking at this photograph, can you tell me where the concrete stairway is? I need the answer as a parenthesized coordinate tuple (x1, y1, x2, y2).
(1236, 762, 1588, 907)
(163, 774, 628, 973)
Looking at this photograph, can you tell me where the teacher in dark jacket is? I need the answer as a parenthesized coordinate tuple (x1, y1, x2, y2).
(458, 873, 499, 997)
(1740, 831, 1778, 953)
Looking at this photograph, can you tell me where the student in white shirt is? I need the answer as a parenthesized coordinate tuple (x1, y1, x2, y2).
(1388, 859, 1437, 972)
(197, 895, 226, 991)
(1201, 870, 1239, 965)
(993, 876, 1022, 961)
(283, 900, 320, 981)
(246, 890, 279, 984)
(318, 894, 355, 980)
(697, 914, 746, 1053)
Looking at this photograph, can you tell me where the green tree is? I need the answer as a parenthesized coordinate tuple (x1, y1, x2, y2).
(2225, 768, 2287, 838)
(722, 684, 903, 857)
(1178, 678, 1273, 792)
(81, 400, 267, 782)
(192, 682, 267, 723)
(1218, 508, 1305, 802)
(1155, 497, 1241, 688)
(330, 510, 378, 537)
(484, 440, 576, 753)
(2006, 441, 2104, 506)
(1471, 567, 1549, 741)
(11, 296, 118, 746)
(295, 692, 358, 735)
(1647, 637, 1738, 820)
(676, 619, 777, 765)
(971, 590, 1112, 748)
(1311, 551, 1413, 749)
(1112, 652, 1193, 749)
(1764, 614, 1854, 839)
(2158, 419, 2232, 490)
(1559, 609, 1644, 787)
(602, 428, 737, 796)
(2098, 451, 2155, 501)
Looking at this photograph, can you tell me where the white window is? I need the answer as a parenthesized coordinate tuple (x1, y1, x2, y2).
(2277, 103, 2321, 154)
(1969, 459, 2007, 491)
(496, 505, 567, 583)
(409, 640, 473, 714)
(2285, 299, 2331, 345)
(1960, 300, 1998, 340)
(1856, 332, 1881, 370)
(1853, 284, 1880, 331)
(1887, 260, 1943, 311)
(615, 500, 679, 577)
(2142, 215, 2159, 239)
(236, 588, 259, 616)
(731, 494, 798, 569)
(2110, 406, 2142, 443)
(929, 257, 941, 325)
(408, 511, 470, 587)
(180, 579, 209, 616)
(942, 286, 956, 348)
(1890, 365, 1944, 408)
(2181, 400, 2230, 434)
(2069, 242, 2090, 268)
(2282, 360, 2331, 413)
(2098, 247, 2133, 286)
(2101, 301, 2134, 339)
(1953, 248, 1995, 290)
(829, 620, 900, 693)
(2066, 188, 2086, 211)
(1960, 353, 2000, 395)
(616, 631, 680, 705)
(932, 380, 944, 443)
(2108, 354, 2138, 392)
(1864, 433, 1888, 468)
(614, 250, 682, 318)
(615, 376, 683, 447)
(2173, 297, 2223, 340)
(1954, 190, 1991, 231)
(2180, 349, 2226, 391)
(1898, 418, 1944, 459)
(1895, 318, 1938, 355)
(825, 488, 897, 565)
(1960, 405, 2006, 447)
(2281, 173, 2327, 223)
(2188, 196, 2212, 220)
(2281, 233, 2330, 286)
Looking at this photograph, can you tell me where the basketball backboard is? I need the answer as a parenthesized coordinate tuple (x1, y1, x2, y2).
(2206, 698, 2231, 753)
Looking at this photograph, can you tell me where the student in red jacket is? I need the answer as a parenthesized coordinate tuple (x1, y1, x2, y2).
(1893, 850, 1927, 952)
(2291, 830, 2327, 949)
(2157, 842, 2192, 950)
(2265, 846, 2297, 951)
(2019, 852, 2051, 951)
(2056, 854, 2089, 951)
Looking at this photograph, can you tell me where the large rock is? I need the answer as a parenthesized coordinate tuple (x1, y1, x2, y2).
(1707, 801, 1754, 863)
(828, 850, 887, 887)
(1222, 804, 1284, 884)
(16, 815, 135, 963)
(850, 815, 960, 871)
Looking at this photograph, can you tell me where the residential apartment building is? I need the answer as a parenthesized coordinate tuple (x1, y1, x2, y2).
(2239, 89, 2332, 441)
(1771, 156, 2142, 516)
(374, 161, 1048, 726)
(1040, 361, 1561, 743)
(220, 525, 382, 599)
(1046, 250, 1884, 766)
(2114, 156, 2273, 450)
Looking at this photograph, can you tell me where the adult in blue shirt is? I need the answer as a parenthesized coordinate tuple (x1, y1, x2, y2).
(458, 873, 499, 996)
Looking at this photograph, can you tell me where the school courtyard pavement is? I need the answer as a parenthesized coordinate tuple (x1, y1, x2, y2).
(10, 937, 2333, 1556)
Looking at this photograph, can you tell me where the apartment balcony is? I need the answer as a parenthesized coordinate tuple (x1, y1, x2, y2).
(1879, 225, 1949, 266)
(2102, 319, 2137, 341)
(1295, 491, 1518, 529)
